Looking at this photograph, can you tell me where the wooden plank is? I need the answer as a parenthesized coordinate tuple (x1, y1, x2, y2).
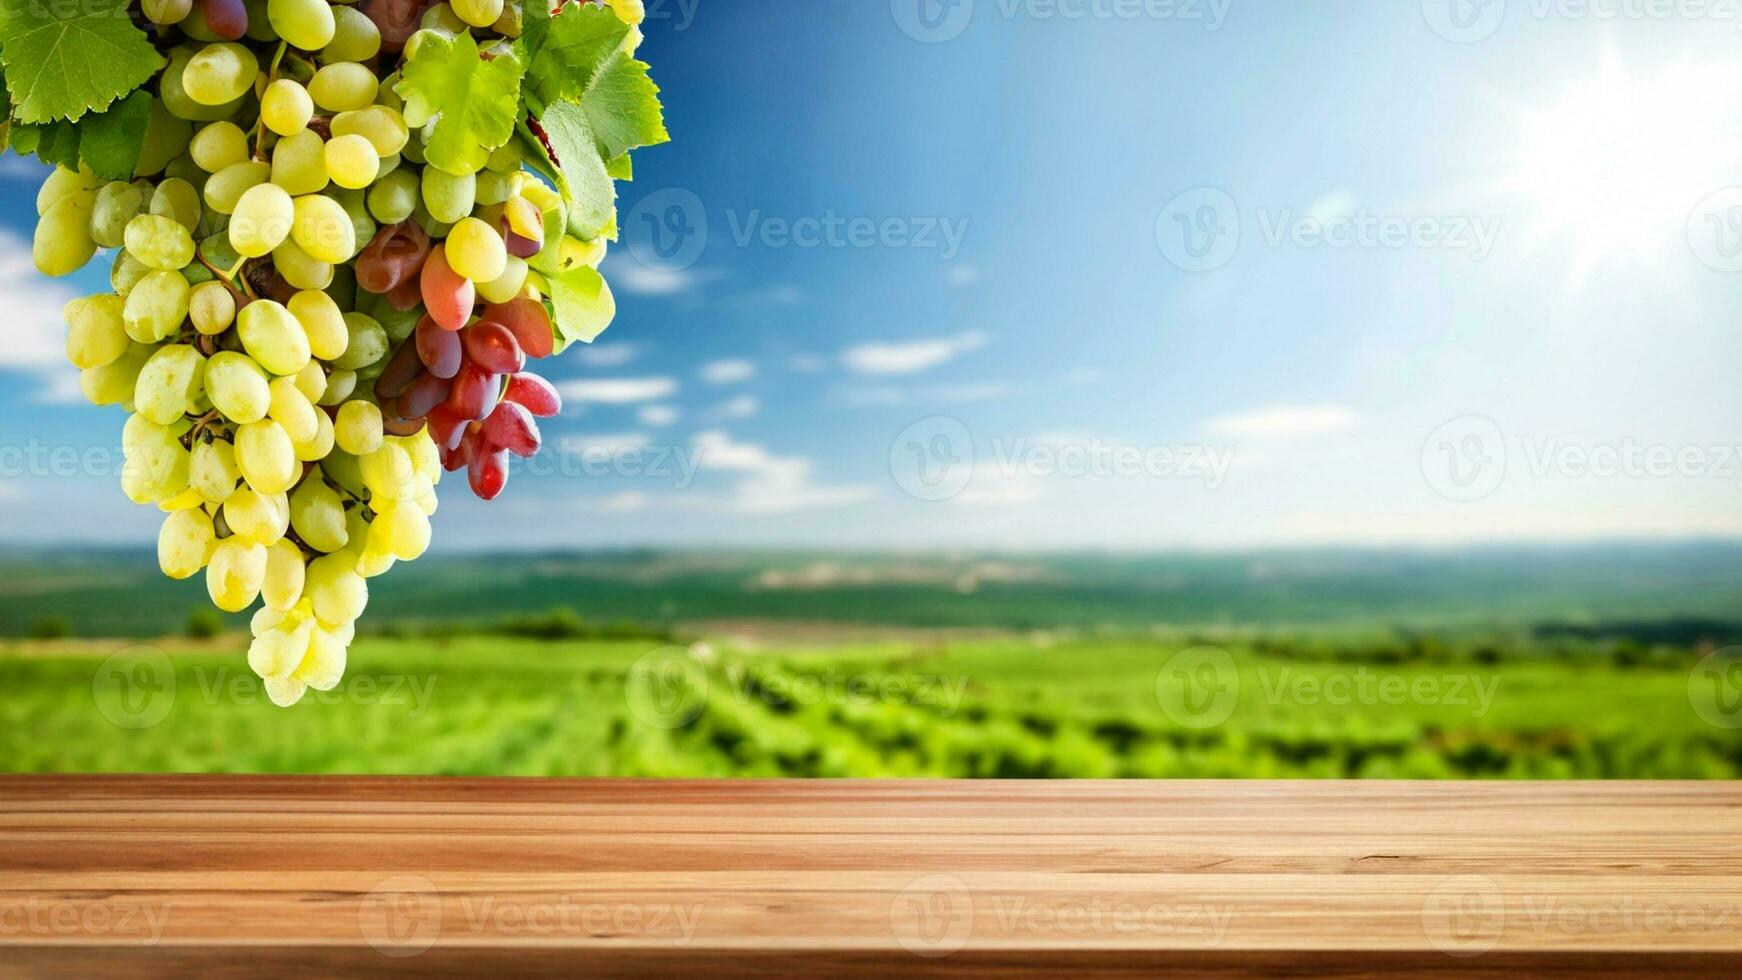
(1, 777, 1740, 977)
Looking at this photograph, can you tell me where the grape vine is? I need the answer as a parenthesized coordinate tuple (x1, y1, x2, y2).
(0, 0, 666, 705)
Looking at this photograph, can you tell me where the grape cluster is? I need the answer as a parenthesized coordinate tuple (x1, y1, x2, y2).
(33, 0, 642, 706)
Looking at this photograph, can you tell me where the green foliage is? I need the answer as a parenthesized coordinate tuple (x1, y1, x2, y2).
(395, 31, 526, 176)
(0, 0, 163, 123)
(185, 609, 224, 640)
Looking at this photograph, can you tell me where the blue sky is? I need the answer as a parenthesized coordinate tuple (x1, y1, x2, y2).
(4, 1, 1742, 550)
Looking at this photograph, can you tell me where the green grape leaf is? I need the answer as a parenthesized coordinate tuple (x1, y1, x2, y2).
(0, 0, 164, 123)
(536, 100, 616, 241)
(77, 89, 152, 180)
(396, 31, 525, 176)
(605, 152, 632, 181)
(581, 51, 668, 162)
(544, 258, 617, 350)
(10, 118, 81, 169)
(519, 2, 631, 107)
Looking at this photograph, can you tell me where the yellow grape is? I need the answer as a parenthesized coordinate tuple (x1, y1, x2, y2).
(207, 537, 267, 612)
(182, 44, 258, 106)
(324, 134, 380, 190)
(237, 299, 312, 376)
(270, 129, 329, 196)
(204, 161, 271, 214)
(271, 238, 335, 291)
(268, 0, 337, 51)
(444, 217, 507, 282)
(236, 419, 299, 494)
(64, 295, 130, 369)
(293, 407, 336, 462)
(334, 400, 383, 455)
(306, 553, 368, 625)
(223, 485, 285, 545)
(204, 351, 272, 423)
(261, 79, 314, 136)
(267, 375, 320, 443)
(308, 62, 377, 112)
(34, 189, 97, 276)
(134, 344, 207, 426)
(292, 194, 356, 263)
(158, 508, 216, 580)
(190, 121, 250, 172)
(190, 439, 241, 503)
(290, 474, 349, 553)
(122, 270, 191, 344)
(287, 289, 349, 361)
(262, 539, 307, 611)
(189, 281, 238, 335)
(292, 360, 328, 403)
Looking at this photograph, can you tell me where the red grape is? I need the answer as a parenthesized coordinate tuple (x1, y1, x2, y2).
(504, 373, 561, 417)
(397, 371, 454, 419)
(467, 444, 510, 500)
(356, 221, 430, 294)
(446, 363, 501, 421)
(199, 0, 248, 40)
(374, 338, 424, 400)
(462, 321, 526, 375)
(415, 316, 463, 379)
(483, 297, 553, 359)
(482, 401, 541, 457)
(426, 404, 469, 452)
(362, 0, 430, 51)
(421, 245, 474, 331)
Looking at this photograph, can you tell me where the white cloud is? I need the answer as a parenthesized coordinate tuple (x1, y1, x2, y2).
(556, 377, 679, 404)
(841, 331, 988, 375)
(638, 404, 679, 427)
(576, 343, 642, 368)
(0, 231, 79, 391)
(0, 156, 47, 181)
(953, 468, 1046, 507)
(612, 265, 715, 296)
(700, 359, 756, 384)
(556, 432, 652, 456)
(840, 381, 1008, 407)
(1205, 405, 1359, 439)
(693, 431, 874, 514)
(712, 395, 760, 420)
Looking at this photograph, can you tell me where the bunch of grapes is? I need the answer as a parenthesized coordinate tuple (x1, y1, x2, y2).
(29, 0, 648, 706)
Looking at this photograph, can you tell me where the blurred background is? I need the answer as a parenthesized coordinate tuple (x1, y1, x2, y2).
(6, 2, 1742, 776)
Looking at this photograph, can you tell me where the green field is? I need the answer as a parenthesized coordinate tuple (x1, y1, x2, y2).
(6, 631, 1738, 778)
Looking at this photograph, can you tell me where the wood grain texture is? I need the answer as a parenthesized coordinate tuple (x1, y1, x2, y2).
(2, 777, 1740, 977)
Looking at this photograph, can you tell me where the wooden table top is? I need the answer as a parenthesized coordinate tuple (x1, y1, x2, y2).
(2, 776, 1740, 976)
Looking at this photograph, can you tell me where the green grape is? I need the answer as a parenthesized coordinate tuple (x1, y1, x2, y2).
(309, 62, 378, 113)
(332, 313, 387, 371)
(262, 539, 308, 611)
(91, 181, 152, 249)
(334, 400, 383, 455)
(267, 376, 320, 443)
(158, 508, 215, 580)
(236, 419, 299, 495)
(207, 537, 267, 612)
(421, 166, 475, 224)
(190, 281, 238, 335)
(37, 166, 100, 215)
(268, 0, 337, 50)
(144, 0, 192, 24)
(324, 134, 380, 190)
(224, 485, 285, 545)
(121, 421, 191, 505)
(122, 270, 191, 344)
(229, 183, 296, 257)
(444, 217, 507, 282)
(317, 370, 358, 406)
(332, 106, 409, 156)
(80, 344, 153, 406)
(306, 553, 368, 625)
(290, 475, 349, 553)
(64, 295, 130, 369)
(421, 4, 467, 34)
(271, 238, 335, 291)
(366, 167, 418, 223)
(34, 189, 97, 276)
(161, 49, 241, 121)
(204, 160, 271, 214)
(151, 179, 204, 232)
(294, 406, 336, 461)
(137, 102, 196, 178)
(270, 129, 330, 196)
(292, 194, 356, 263)
(292, 360, 328, 403)
(287, 289, 349, 360)
(477, 255, 529, 305)
(191, 121, 250, 172)
(125, 214, 198, 271)
(183, 44, 259, 107)
(190, 438, 241, 503)
(323, 7, 382, 63)
(452, 0, 503, 29)
(135, 344, 207, 426)
(332, 187, 377, 249)
(204, 351, 272, 423)
(237, 299, 313, 376)
(474, 169, 512, 207)
(261, 80, 314, 137)
(242, 0, 277, 40)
